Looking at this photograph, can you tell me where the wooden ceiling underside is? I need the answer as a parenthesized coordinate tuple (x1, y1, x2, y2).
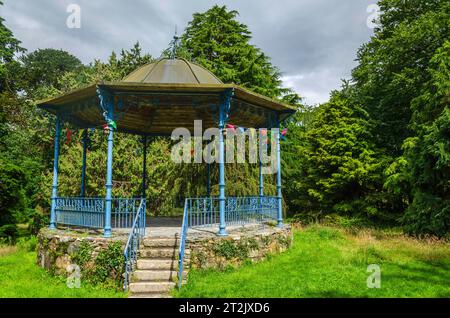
(39, 84, 295, 135)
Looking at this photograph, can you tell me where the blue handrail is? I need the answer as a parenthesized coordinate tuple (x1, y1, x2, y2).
(177, 195, 278, 289)
(177, 199, 188, 289)
(123, 199, 146, 291)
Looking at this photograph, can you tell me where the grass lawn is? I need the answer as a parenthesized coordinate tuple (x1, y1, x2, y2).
(175, 225, 450, 298)
(0, 247, 125, 298)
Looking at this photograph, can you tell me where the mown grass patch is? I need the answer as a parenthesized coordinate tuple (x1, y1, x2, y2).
(0, 247, 125, 298)
(175, 225, 450, 298)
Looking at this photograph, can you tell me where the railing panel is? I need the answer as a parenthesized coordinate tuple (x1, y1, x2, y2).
(184, 196, 278, 229)
(123, 199, 146, 291)
(55, 197, 143, 229)
(111, 198, 141, 229)
(55, 197, 105, 228)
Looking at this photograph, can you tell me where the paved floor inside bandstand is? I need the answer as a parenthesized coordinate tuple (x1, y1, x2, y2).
(144, 217, 279, 239)
(56, 217, 281, 239)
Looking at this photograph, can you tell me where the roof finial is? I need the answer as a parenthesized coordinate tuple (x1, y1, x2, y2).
(170, 25, 180, 59)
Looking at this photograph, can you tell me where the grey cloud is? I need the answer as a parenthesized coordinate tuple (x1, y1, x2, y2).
(1, 0, 376, 104)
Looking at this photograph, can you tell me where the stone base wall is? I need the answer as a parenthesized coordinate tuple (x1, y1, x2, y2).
(186, 225, 292, 270)
(37, 228, 127, 277)
(37, 225, 292, 283)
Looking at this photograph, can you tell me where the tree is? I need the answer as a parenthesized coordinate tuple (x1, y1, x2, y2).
(20, 48, 82, 96)
(0, 158, 26, 242)
(386, 42, 450, 236)
(328, 0, 450, 235)
(352, 0, 450, 157)
(175, 5, 290, 99)
(290, 89, 397, 222)
(0, 1, 25, 93)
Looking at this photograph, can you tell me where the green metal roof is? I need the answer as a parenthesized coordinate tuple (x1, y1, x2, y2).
(122, 58, 223, 84)
(37, 58, 296, 135)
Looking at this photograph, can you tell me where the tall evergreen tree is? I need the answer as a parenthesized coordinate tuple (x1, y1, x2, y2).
(290, 89, 393, 222)
(0, 0, 25, 93)
(350, 0, 450, 235)
(175, 5, 291, 99)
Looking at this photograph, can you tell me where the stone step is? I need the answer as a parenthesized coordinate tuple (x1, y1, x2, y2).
(133, 270, 177, 282)
(139, 248, 177, 259)
(129, 281, 175, 294)
(137, 259, 177, 270)
(143, 238, 179, 248)
(129, 293, 172, 298)
(139, 248, 190, 259)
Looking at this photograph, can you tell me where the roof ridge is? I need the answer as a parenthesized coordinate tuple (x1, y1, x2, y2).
(142, 58, 166, 83)
(179, 58, 200, 84)
(186, 59, 223, 84)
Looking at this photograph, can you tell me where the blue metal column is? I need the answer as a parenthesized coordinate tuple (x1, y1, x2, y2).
(80, 128, 88, 197)
(259, 132, 264, 198)
(104, 126, 114, 237)
(206, 163, 211, 197)
(142, 136, 147, 199)
(49, 116, 61, 229)
(141, 135, 147, 232)
(218, 116, 227, 236)
(218, 89, 232, 236)
(259, 144, 264, 214)
(98, 88, 115, 238)
(275, 115, 283, 227)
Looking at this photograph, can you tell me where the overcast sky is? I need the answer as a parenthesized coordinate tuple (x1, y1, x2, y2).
(1, 0, 377, 105)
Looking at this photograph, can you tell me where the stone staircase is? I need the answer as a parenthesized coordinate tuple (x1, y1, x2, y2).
(128, 235, 189, 298)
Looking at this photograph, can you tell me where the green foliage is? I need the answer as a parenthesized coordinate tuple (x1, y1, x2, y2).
(213, 239, 248, 260)
(16, 235, 37, 252)
(283, 0, 450, 235)
(0, 1, 25, 93)
(286, 91, 393, 222)
(71, 240, 93, 268)
(71, 241, 125, 289)
(0, 224, 18, 244)
(91, 242, 125, 287)
(352, 0, 450, 156)
(0, 159, 27, 227)
(175, 5, 292, 99)
(212, 237, 262, 261)
(27, 209, 49, 235)
(384, 37, 450, 236)
(19, 48, 82, 96)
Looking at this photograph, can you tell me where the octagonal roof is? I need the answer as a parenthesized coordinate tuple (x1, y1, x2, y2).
(37, 58, 296, 135)
(122, 58, 223, 84)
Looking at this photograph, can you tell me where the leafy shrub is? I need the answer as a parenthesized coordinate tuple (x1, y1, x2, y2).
(213, 239, 251, 261)
(91, 242, 125, 287)
(16, 236, 37, 251)
(28, 210, 49, 235)
(0, 224, 19, 244)
(71, 240, 93, 268)
(0, 160, 26, 227)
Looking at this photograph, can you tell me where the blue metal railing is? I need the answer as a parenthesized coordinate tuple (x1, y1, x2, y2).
(123, 199, 146, 291)
(54, 197, 142, 229)
(184, 196, 278, 227)
(177, 199, 189, 289)
(177, 195, 278, 288)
